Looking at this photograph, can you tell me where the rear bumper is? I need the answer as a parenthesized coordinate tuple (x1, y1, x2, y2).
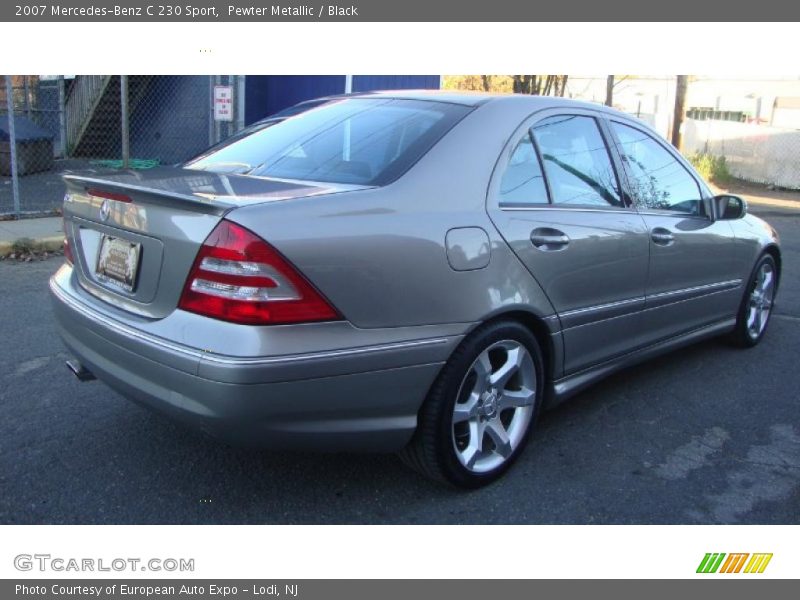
(50, 266, 460, 451)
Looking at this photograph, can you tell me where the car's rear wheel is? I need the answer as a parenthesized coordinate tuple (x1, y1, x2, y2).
(400, 320, 543, 488)
(731, 253, 777, 347)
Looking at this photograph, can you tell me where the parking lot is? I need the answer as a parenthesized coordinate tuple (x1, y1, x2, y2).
(1, 203, 798, 525)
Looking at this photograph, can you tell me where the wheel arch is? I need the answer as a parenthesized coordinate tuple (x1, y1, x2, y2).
(464, 308, 560, 384)
(763, 244, 782, 291)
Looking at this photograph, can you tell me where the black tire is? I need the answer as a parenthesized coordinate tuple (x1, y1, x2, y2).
(730, 253, 777, 348)
(399, 320, 544, 488)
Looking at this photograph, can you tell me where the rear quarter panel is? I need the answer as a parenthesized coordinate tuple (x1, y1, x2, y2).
(226, 98, 558, 330)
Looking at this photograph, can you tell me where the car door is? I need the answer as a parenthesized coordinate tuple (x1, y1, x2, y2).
(605, 119, 741, 343)
(486, 110, 651, 374)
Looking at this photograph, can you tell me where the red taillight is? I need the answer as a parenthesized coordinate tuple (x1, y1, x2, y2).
(86, 188, 132, 203)
(178, 220, 340, 325)
(63, 217, 73, 265)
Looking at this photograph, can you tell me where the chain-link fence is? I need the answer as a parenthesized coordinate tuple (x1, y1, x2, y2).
(1, 75, 244, 217)
(684, 118, 800, 190)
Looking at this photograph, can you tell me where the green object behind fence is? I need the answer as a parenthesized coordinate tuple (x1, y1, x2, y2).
(90, 159, 160, 170)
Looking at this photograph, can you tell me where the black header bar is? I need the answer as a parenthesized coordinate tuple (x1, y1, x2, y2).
(3, 0, 800, 21)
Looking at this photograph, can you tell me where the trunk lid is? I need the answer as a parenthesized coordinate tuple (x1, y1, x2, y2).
(62, 167, 365, 319)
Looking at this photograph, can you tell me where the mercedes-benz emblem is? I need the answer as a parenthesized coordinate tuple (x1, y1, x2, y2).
(99, 199, 111, 222)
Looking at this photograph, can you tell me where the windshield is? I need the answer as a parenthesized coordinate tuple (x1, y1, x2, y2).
(184, 98, 471, 185)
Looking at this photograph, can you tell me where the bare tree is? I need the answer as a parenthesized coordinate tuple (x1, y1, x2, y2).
(671, 75, 688, 149)
(512, 75, 531, 94)
(604, 75, 634, 107)
(512, 75, 569, 96)
(558, 75, 569, 97)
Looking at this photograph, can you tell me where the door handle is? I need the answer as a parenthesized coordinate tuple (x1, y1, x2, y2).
(650, 228, 675, 246)
(531, 228, 570, 251)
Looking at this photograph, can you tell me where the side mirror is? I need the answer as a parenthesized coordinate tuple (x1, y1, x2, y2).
(714, 194, 747, 220)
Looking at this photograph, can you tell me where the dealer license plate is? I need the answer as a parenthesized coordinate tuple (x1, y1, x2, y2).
(95, 235, 141, 292)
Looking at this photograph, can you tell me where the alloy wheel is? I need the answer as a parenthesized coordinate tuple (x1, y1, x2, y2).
(451, 340, 537, 473)
(747, 261, 775, 340)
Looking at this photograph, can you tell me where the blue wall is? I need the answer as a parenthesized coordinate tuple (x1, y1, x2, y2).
(245, 75, 440, 124)
(130, 76, 210, 164)
(352, 75, 440, 93)
(245, 75, 346, 124)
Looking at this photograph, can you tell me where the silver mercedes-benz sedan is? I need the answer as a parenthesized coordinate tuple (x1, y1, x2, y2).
(51, 91, 781, 487)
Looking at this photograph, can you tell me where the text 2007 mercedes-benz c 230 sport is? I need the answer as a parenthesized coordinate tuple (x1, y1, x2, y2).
(51, 91, 781, 487)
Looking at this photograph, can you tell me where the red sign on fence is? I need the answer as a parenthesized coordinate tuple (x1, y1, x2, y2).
(213, 85, 233, 122)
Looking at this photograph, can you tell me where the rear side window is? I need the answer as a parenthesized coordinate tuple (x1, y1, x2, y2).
(497, 133, 549, 206)
(610, 121, 703, 214)
(532, 115, 622, 207)
(185, 98, 470, 186)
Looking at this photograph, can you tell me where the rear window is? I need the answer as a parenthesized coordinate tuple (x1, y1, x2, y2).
(185, 98, 471, 186)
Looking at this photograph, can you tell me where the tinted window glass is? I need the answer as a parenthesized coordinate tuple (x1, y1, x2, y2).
(269, 99, 329, 119)
(497, 133, 549, 206)
(611, 121, 703, 214)
(185, 99, 470, 185)
(532, 115, 622, 207)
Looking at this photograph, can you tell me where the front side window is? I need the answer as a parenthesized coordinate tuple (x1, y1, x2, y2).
(611, 121, 703, 215)
(185, 98, 470, 186)
(497, 133, 549, 206)
(532, 115, 622, 207)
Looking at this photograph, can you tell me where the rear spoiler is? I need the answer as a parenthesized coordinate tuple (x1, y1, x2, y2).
(62, 174, 235, 216)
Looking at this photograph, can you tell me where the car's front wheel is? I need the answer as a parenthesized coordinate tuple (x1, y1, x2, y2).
(400, 320, 543, 488)
(731, 253, 778, 347)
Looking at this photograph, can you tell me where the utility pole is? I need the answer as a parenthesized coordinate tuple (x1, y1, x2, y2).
(236, 75, 245, 133)
(120, 75, 130, 169)
(58, 76, 66, 158)
(4, 76, 21, 217)
(671, 75, 688, 149)
(23, 76, 31, 118)
(214, 75, 221, 145)
(605, 75, 614, 107)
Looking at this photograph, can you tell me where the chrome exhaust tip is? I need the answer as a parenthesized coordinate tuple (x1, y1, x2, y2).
(66, 359, 96, 382)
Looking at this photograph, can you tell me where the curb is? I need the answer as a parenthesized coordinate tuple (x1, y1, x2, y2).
(0, 235, 64, 258)
(743, 197, 800, 211)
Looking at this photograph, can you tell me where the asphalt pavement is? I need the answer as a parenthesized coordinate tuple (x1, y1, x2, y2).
(1, 204, 798, 524)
